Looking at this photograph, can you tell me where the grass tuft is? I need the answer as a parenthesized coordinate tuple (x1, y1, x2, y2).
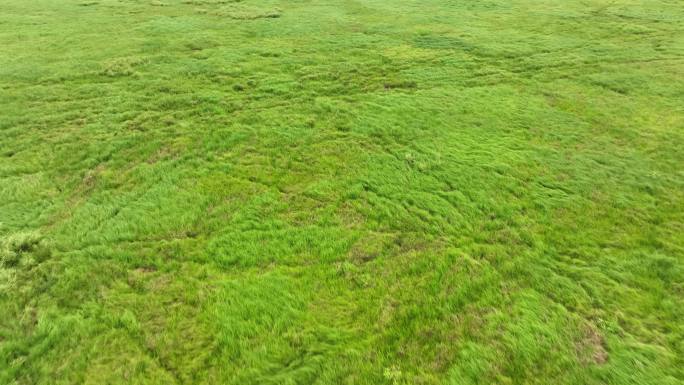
(100, 57, 148, 77)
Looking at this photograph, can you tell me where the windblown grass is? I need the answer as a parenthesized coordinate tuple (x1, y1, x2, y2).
(1, 0, 683, 384)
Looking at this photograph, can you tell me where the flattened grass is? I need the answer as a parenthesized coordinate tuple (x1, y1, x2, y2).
(1, 0, 683, 384)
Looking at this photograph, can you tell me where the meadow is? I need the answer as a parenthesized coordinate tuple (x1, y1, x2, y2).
(1, 0, 683, 384)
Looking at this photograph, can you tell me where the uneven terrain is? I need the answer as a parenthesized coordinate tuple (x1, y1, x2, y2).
(1, 0, 683, 384)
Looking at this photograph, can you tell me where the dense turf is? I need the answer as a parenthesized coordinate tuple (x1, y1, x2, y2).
(1, 0, 683, 384)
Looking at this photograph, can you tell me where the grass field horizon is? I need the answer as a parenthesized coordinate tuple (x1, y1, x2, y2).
(1, 0, 683, 384)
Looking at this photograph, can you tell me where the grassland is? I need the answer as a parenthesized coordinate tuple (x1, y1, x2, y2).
(1, 0, 683, 384)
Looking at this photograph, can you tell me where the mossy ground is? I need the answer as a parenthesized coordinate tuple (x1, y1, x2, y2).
(1, 0, 683, 384)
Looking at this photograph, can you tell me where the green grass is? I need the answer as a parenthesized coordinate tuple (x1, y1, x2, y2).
(1, 0, 683, 384)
